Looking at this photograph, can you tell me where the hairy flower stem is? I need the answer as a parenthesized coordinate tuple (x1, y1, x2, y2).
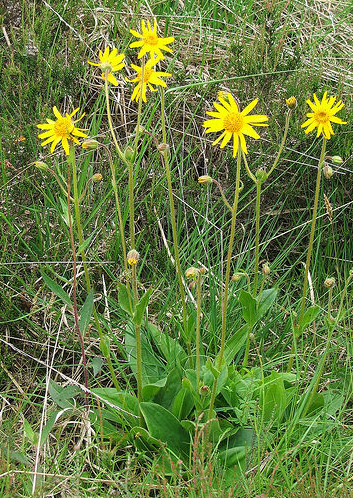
(66, 159, 89, 410)
(134, 58, 145, 158)
(100, 143, 128, 271)
(160, 89, 189, 353)
(104, 76, 135, 248)
(132, 265, 142, 423)
(208, 150, 242, 419)
(253, 181, 262, 297)
(196, 272, 202, 406)
(67, 148, 121, 392)
(288, 138, 327, 371)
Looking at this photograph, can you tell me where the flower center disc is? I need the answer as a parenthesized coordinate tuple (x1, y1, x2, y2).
(315, 111, 329, 124)
(223, 112, 244, 133)
(54, 117, 73, 137)
(144, 33, 158, 46)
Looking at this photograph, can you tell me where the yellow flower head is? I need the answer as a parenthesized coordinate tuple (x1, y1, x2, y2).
(130, 19, 174, 60)
(88, 47, 125, 86)
(127, 249, 139, 266)
(301, 92, 347, 139)
(203, 93, 268, 157)
(127, 58, 172, 103)
(37, 107, 87, 155)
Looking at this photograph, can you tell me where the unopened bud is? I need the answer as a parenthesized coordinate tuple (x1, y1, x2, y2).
(262, 262, 270, 275)
(124, 146, 134, 162)
(200, 385, 209, 396)
(185, 267, 198, 279)
(324, 277, 335, 288)
(256, 168, 267, 182)
(157, 143, 169, 153)
(33, 161, 49, 171)
(92, 173, 103, 182)
(331, 155, 343, 165)
(323, 165, 333, 179)
(249, 333, 256, 342)
(285, 96, 297, 109)
(135, 125, 145, 134)
(198, 175, 212, 184)
(127, 249, 139, 266)
(231, 273, 242, 282)
(82, 139, 98, 150)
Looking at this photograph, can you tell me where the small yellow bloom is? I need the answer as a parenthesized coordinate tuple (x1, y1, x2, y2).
(301, 92, 347, 139)
(127, 58, 172, 103)
(127, 249, 139, 266)
(285, 96, 297, 109)
(130, 19, 174, 60)
(88, 47, 125, 86)
(37, 107, 87, 155)
(203, 93, 268, 157)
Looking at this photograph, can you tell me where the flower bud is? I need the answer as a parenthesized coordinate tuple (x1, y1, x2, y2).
(33, 161, 49, 171)
(127, 249, 139, 266)
(262, 262, 270, 275)
(92, 173, 103, 182)
(134, 125, 145, 134)
(198, 175, 212, 184)
(324, 277, 335, 288)
(331, 155, 343, 165)
(199, 267, 207, 275)
(157, 143, 169, 153)
(124, 146, 134, 162)
(285, 96, 297, 109)
(82, 139, 98, 150)
(256, 168, 267, 182)
(185, 267, 198, 279)
(231, 273, 242, 282)
(200, 385, 210, 396)
(249, 333, 256, 342)
(323, 165, 333, 179)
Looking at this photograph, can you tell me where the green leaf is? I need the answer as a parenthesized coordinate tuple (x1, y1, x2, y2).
(147, 322, 187, 365)
(257, 288, 277, 320)
(77, 232, 95, 256)
(296, 305, 321, 336)
(79, 290, 93, 334)
(118, 284, 133, 316)
(40, 408, 72, 446)
(172, 388, 194, 420)
(220, 324, 248, 365)
(140, 402, 190, 456)
(91, 357, 103, 377)
(23, 418, 38, 445)
(133, 288, 152, 326)
(59, 197, 70, 226)
(49, 380, 80, 409)
(238, 290, 257, 326)
(260, 371, 287, 424)
(41, 271, 72, 307)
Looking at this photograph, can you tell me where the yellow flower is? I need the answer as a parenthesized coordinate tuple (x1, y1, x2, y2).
(88, 47, 125, 86)
(301, 92, 346, 139)
(37, 107, 87, 155)
(127, 249, 139, 266)
(203, 93, 268, 157)
(127, 58, 172, 103)
(286, 96, 297, 109)
(130, 19, 174, 60)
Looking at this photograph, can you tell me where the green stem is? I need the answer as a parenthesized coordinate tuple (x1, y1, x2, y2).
(253, 181, 262, 297)
(67, 147, 122, 393)
(242, 324, 252, 369)
(288, 138, 327, 372)
(134, 58, 145, 157)
(132, 265, 142, 424)
(160, 88, 188, 339)
(208, 149, 242, 419)
(267, 110, 291, 178)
